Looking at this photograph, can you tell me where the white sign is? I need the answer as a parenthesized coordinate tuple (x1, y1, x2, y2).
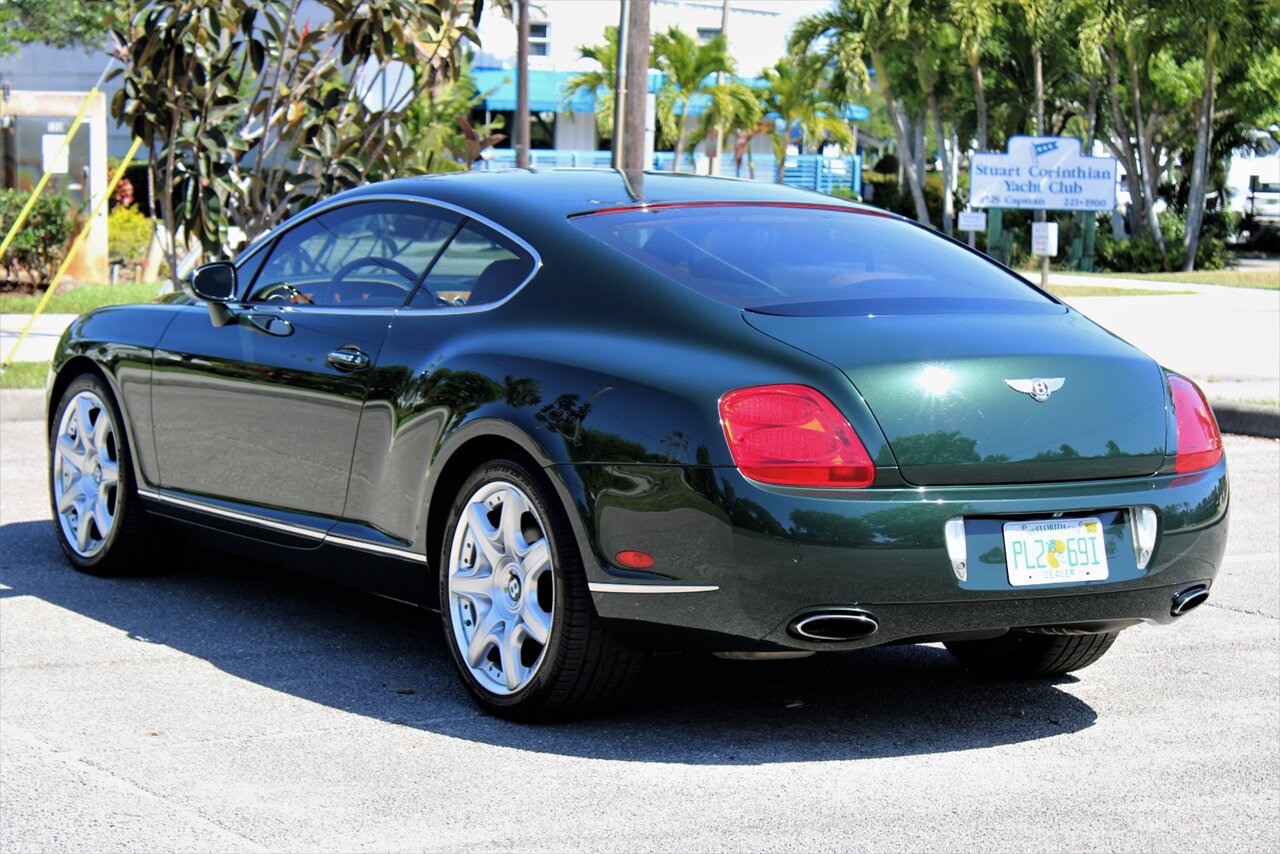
(1031, 221, 1060, 256)
(971, 136, 1117, 211)
(958, 210, 987, 231)
(41, 134, 69, 175)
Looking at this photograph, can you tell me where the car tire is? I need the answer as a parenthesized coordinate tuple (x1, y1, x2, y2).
(48, 373, 148, 576)
(945, 630, 1120, 678)
(439, 459, 645, 721)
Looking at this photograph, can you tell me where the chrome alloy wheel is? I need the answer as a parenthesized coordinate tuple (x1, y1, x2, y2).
(52, 390, 120, 558)
(447, 480, 555, 695)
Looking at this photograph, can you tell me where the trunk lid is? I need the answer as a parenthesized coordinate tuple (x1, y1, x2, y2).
(744, 306, 1168, 485)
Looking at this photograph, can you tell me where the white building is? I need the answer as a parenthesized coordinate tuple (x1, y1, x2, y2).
(470, 0, 834, 154)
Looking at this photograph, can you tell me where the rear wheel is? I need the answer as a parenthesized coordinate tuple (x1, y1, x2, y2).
(49, 374, 147, 576)
(945, 630, 1120, 678)
(439, 460, 645, 720)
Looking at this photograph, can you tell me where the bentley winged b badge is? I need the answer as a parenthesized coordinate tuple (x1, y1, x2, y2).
(1004, 377, 1065, 402)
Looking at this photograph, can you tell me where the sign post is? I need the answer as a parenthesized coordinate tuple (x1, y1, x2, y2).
(958, 210, 986, 248)
(968, 136, 1118, 276)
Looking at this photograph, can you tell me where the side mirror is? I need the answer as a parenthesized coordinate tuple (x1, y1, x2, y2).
(191, 262, 237, 328)
(192, 262, 237, 302)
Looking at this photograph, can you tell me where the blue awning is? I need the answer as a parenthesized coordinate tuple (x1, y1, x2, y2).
(471, 67, 868, 121)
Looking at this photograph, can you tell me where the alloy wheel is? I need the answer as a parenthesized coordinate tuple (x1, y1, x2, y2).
(52, 390, 120, 558)
(446, 479, 555, 695)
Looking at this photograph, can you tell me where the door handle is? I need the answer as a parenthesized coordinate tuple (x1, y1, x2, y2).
(327, 347, 370, 372)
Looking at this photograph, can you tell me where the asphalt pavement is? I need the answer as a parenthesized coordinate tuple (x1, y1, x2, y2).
(1, 414, 1278, 851)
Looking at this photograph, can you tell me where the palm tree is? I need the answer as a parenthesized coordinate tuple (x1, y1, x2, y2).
(791, 0, 932, 225)
(651, 26, 735, 172)
(949, 0, 996, 153)
(759, 56, 854, 184)
(695, 79, 764, 175)
(563, 25, 621, 140)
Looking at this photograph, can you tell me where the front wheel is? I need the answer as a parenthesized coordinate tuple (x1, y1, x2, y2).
(49, 374, 147, 575)
(945, 630, 1120, 678)
(439, 460, 644, 720)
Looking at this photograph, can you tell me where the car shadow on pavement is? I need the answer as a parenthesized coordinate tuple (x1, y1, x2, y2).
(0, 519, 1097, 764)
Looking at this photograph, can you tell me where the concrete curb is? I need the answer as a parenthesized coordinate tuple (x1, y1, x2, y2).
(1211, 401, 1280, 439)
(0, 388, 45, 423)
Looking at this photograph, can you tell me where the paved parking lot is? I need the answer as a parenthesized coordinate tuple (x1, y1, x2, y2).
(1, 414, 1277, 852)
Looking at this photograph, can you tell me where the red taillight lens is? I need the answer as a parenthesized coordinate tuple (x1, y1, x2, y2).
(719, 385, 874, 487)
(1169, 375, 1223, 473)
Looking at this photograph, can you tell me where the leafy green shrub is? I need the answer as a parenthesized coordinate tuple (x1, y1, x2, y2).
(108, 205, 154, 266)
(1095, 209, 1234, 272)
(0, 190, 75, 285)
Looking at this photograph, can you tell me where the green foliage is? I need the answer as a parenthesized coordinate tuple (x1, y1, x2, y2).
(563, 25, 621, 139)
(0, 190, 74, 285)
(0, 0, 118, 54)
(109, 0, 485, 272)
(1094, 210, 1235, 272)
(651, 26, 736, 169)
(0, 281, 161, 314)
(758, 54, 854, 183)
(108, 205, 154, 266)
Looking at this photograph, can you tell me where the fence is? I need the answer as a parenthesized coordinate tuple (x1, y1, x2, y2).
(479, 150, 862, 197)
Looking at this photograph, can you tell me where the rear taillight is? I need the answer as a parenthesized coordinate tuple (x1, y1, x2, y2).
(1168, 375, 1223, 473)
(719, 385, 874, 487)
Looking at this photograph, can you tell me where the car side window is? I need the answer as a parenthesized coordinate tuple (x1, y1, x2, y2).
(409, 220, 534, 308)
(247, 202, 461, 307)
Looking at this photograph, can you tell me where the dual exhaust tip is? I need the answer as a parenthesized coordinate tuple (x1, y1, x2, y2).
(789, 610, 879, 642)
(789, 585, 1209, 642)
(1171, 585, 1210, 617)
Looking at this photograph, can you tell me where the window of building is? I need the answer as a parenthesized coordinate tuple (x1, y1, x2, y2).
(696, 27, 721, 44)
(529, 22, 549, 57)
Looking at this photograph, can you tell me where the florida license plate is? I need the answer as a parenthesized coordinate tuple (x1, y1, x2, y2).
(1003, 518, 1109, 586)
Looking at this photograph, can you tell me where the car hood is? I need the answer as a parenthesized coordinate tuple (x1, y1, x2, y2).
(742, 307, 1169, 485)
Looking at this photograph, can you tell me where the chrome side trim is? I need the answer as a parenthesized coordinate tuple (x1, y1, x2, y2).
(326, 535, 428, 564)
(137, 488, 326, 540)
(138, 488, 428, 562)
(588, 582, 719, 594)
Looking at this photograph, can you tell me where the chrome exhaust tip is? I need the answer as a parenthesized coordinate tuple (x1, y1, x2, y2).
(1171, 585, 1210, 616)
(789, 611, 879, 642)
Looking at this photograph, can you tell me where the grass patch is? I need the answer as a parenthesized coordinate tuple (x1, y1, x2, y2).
(1044, 284, 1195, 297)
(1088, 269, 1279, 289)
(0, 281, 163, 314)
(0, 360, 50, 389)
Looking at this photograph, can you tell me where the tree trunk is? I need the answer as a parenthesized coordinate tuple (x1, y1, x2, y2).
(1183, 30, 1217, 272)
(775, 123, 789, 183)
(515, 0, 530, 168)
(622, 0, 650, 173)
(927, 89, 952, 235)
(871, 46, 930, 226)
(1128, 50, 1165, 252)
(672, 108, 691, 172)
(1105, 42, 1144, 238)
(1083, 76, 1099, 151)
(1033, 46, 1045, 136)
(972, 60, 988, 151)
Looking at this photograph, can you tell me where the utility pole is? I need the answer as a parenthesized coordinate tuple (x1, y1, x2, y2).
(515, 0, 530, 169)
(611, 0, 629, 169)
(622, 0, 650, 173)
(710, 0, 730, 176)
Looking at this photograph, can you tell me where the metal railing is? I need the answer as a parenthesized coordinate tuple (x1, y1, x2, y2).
(479, 150, 862, 197)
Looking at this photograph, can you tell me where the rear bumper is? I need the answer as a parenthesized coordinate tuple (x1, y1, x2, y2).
(568, 461, 1229, 652)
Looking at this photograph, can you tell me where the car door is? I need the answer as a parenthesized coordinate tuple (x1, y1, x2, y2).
(151, 199, 461, 522)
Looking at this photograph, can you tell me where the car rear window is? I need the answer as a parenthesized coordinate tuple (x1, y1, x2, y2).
(570, 204, 1060, 316)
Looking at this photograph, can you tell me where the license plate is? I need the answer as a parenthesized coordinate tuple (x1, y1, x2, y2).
(1003, 518, 1109, 586)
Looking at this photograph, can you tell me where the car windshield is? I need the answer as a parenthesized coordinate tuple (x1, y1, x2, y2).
(570, 204, 1060, 316)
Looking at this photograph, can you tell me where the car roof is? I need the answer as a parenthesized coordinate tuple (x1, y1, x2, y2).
(338, 168, 888, 223)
